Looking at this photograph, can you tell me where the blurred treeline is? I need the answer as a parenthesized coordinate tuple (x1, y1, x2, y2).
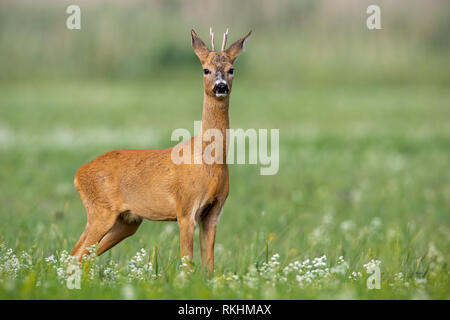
(0, 0, 449, 86)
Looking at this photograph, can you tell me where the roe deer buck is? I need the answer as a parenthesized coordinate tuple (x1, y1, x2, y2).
(70, 28, 251, 272)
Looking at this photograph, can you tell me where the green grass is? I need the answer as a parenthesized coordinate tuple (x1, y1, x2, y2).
(0, 80, 448, 299)
(0, 0, 449, 300)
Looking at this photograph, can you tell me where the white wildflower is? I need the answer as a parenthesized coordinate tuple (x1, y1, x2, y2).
(127, 248, 154, 281)
(330, 256, 349, 275)
(348, 271, 362, 280)
(363, 259, 381, 274)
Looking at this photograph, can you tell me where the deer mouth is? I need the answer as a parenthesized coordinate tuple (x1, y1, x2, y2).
(215, 92, 228, 98)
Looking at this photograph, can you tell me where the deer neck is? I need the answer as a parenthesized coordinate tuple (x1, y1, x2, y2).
(200, 93, 230, 134)
(196, 93, 230, 163)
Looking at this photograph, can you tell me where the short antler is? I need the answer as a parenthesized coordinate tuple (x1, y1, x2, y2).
(221, 28, 229, 52)
(209, 27, 215, 51)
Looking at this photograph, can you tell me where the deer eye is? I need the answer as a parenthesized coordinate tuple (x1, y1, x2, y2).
(228, 68, 234, 75)
(203, 69, 210, 75)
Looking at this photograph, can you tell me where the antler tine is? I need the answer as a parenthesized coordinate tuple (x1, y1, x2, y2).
(221, 28, 229, 52)
(209, 27, 215, 51)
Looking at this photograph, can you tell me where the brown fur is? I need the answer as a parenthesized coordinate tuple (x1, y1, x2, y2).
(70, 29, 251, 272)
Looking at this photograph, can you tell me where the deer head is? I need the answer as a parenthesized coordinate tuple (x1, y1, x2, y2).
(191, 28, 251, 100)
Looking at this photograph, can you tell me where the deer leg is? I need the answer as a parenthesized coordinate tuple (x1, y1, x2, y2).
(199, 203, 222, 272)
(96, 218, 142, 256)
(178, 217, 196, 262)
(70, 226, 87, 256)
(72, 208, 118, 260)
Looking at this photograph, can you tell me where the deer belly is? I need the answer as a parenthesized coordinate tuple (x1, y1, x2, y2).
(122, 191, 177, 221)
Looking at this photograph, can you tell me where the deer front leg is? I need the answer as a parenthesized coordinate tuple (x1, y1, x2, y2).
(178, 217, 195, 262)
(199, 203, 222, 273)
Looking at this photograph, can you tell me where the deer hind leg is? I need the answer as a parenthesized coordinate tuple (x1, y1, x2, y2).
(71, 206, 119, 260)
(96, 213, 142, 256)
(70, 226, 87, 256)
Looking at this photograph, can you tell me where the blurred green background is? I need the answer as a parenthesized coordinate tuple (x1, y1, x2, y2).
(0, 0, 449, 299)
(1, 0, 449, 85)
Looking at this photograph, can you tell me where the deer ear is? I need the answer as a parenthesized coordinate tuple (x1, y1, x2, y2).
(225, 31, 252, 63)
(191, 29, 210, 64)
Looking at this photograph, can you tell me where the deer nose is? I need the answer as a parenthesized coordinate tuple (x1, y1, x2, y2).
(213, 82, 229, 95)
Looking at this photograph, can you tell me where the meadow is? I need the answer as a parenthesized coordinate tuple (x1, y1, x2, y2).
(0, 0, 449, 299)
